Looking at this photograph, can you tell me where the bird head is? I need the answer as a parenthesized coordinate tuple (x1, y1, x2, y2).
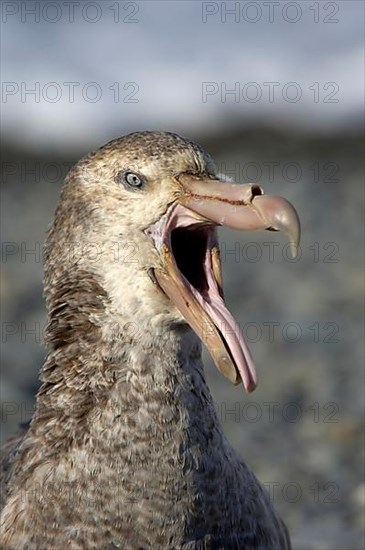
(45, 131, 300, 392)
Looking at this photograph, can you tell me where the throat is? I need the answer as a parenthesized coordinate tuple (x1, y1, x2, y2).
(98, 328, 216, 450)
(38, 266, 220, 452)
(31, 324, 218, 457)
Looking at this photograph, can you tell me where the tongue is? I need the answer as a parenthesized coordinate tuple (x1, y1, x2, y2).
(203, 294, 257, 392)
(200, 259, 257, 392)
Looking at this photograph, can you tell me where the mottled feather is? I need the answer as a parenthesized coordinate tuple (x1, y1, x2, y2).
(0, 132, 291, 549)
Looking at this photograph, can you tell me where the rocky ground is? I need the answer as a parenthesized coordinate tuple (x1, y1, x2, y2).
(1, 127, 364, 549)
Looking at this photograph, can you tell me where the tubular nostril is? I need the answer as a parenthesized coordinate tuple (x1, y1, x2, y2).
(251, 185, 263, 197)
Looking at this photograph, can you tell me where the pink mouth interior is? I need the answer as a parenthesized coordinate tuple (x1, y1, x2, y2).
(148, 203, 257, 392)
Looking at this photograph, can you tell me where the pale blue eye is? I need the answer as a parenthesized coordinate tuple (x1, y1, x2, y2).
(125, 172, 143, 188)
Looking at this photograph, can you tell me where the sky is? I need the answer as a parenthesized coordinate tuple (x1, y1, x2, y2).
(1, 0, 364, 151)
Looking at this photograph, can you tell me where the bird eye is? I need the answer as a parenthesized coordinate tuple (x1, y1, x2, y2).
(115, 170, 145, 190)
(124, 172, 143, 188)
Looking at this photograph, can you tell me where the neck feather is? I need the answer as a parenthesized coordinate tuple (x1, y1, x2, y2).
(30, 268, 220, 454)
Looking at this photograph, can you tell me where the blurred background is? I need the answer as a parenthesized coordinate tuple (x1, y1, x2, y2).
(1, 1, 364, 548)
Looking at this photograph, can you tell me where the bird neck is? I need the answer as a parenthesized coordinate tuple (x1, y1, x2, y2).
(31, 272, 220, 456)
(8, 308, 252, 549)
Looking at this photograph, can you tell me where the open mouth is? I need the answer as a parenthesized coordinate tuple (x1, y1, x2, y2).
(146, 202, 257, 392)
(146, 176, 300, 393)
(170, 227, 216, 299)
(171, 226, 213, 297)
(171, 221, 258, 389)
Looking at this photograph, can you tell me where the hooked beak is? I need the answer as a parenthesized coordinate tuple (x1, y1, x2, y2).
(146, 174, 300, 392)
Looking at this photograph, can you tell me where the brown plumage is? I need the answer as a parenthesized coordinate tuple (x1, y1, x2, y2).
(0, 131, 298, 549)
